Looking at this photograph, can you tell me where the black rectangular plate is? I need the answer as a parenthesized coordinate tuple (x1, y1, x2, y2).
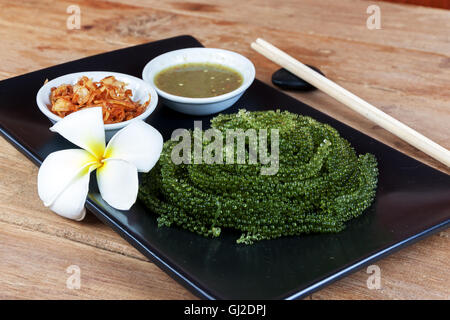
(0, 35, 449, 300)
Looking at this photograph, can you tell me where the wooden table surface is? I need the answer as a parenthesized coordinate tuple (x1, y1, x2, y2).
(0, 0, 448, 300)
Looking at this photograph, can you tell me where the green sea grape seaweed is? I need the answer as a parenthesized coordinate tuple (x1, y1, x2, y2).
(138, 110, 378, 244)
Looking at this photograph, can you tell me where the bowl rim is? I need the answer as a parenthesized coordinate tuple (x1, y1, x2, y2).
(36, 71, 159, 130)
(142, 47, 255, 105)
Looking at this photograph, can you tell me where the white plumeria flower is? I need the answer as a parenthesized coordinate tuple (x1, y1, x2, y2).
(37, 107, 163, 221)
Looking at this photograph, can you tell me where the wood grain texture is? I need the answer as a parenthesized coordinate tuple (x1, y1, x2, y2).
(0, 0, 448, 300)
(377, 0, 450, 10)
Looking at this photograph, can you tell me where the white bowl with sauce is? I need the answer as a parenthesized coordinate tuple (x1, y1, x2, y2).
(142, 48, 255, 116)
(36, 71, 158, 139)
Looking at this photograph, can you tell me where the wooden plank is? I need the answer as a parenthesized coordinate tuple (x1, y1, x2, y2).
(102, 0, 450, 55)
(1, 0, 447, 172)
(0, 0, 448, 299)
(0, 139, 145, 260)
(311, 230, 450, 299)
(377, 0, 450, 10)
(0, 221, 195, 299)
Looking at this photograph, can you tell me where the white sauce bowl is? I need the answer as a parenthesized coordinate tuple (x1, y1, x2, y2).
(142, 48, 255, 116)
(36, 71, 158, 140)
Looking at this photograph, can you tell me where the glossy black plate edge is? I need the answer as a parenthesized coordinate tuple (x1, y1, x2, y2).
(0, 124, 213, 300)
(84, 199, 216, 300)
(1, 35, 448, 300)
(2, 107, 449, 301)
(0, 35, 212, 300)
(3, 35, 196, 84)
(2, 92, 449, 302)
(283, 219, 449, 300)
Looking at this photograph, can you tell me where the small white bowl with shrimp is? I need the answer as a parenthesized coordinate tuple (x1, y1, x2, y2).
(36, 71, 158, 139)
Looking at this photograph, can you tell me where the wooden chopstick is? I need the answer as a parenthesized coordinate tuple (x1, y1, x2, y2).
(251, 38, 450, 168)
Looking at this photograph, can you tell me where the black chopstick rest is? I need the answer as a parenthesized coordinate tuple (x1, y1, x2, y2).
(272, 65, 325, 91)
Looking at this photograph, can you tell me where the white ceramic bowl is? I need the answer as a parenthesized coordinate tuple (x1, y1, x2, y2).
(142, 48, 255, 116)
(36, 71, 158, 139)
